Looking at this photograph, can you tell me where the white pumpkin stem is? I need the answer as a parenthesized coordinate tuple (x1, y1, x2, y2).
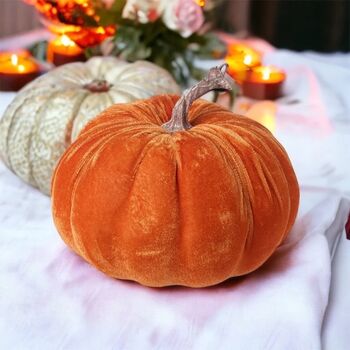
(84, 79, 112, 93)
(162, 64, 233, 133)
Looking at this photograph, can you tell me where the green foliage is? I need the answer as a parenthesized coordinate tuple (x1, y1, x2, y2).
(28, 40, 48, 62)
(94, 0, 127, 26)
(109, 20, 226, 86)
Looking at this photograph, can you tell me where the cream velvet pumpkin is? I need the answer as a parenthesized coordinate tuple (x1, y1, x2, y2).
(0, 56, 180, 195)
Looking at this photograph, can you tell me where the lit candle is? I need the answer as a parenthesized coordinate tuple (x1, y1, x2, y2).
(47, 34, 85, 66)
(242, 65, 285, 100)
(225, 44, 261, 82)
(0, 52, 40, 91)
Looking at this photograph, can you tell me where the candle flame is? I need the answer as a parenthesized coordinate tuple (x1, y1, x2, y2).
(11, 54, 18, 66)
(18, 64, 25, 73)
(60, 34, 76, 47)
(243, 54, 252, 65)
(261, 67, 271, 81)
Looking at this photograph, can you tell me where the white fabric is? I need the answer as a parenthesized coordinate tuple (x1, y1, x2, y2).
(265, 51, 350, 350)
(0, 50, 350, 349)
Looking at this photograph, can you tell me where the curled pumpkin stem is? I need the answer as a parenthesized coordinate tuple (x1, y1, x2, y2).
(162, 64, 234, 133)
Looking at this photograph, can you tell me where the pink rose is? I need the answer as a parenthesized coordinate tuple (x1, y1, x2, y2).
(162, 0, 204, 38)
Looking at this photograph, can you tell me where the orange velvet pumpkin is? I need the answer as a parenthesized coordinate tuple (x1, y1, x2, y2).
(51, 65, 299, 288)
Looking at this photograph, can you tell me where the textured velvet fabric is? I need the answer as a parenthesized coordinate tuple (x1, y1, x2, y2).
(51, 95, 299, 287)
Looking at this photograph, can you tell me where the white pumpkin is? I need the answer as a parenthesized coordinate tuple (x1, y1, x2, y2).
(0, 57, 181, 195)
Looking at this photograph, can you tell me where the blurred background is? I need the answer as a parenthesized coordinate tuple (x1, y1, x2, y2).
(1, 0, 349, 52)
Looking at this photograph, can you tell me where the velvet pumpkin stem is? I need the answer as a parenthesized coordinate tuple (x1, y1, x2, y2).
(162, 64, 233, 132)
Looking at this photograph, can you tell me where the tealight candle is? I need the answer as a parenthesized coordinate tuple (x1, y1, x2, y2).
(242, 66, 285, 100)
(225, 44, 261, 82)
(0, 52, 40, 91)
(47, 34, 85, 66)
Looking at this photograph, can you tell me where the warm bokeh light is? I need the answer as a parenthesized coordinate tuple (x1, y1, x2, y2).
(225, 44, 261, 82)
(65, 25, 116, 48)
(30, 0, 116, 48)
(261, 67, 271, 81)
(47, 34, 85, 65)
(34, 0, 98, 26)
(11, 54, 18, 66)
(227, 44, 261, 65)
(60, 34, 76, 47)
(246, 101, 277, 133)
(234, 100, 277, 134)
(0, 52, 39, 74)
(48, 34, 84, 57)
(195, 0, 206, 7)
(243, 54, 253, 65)
(18, 65, 26, 73)
(247, 66, 285, 83)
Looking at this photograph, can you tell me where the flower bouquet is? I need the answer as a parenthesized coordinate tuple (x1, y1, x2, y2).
(29, 0, 226, 85)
